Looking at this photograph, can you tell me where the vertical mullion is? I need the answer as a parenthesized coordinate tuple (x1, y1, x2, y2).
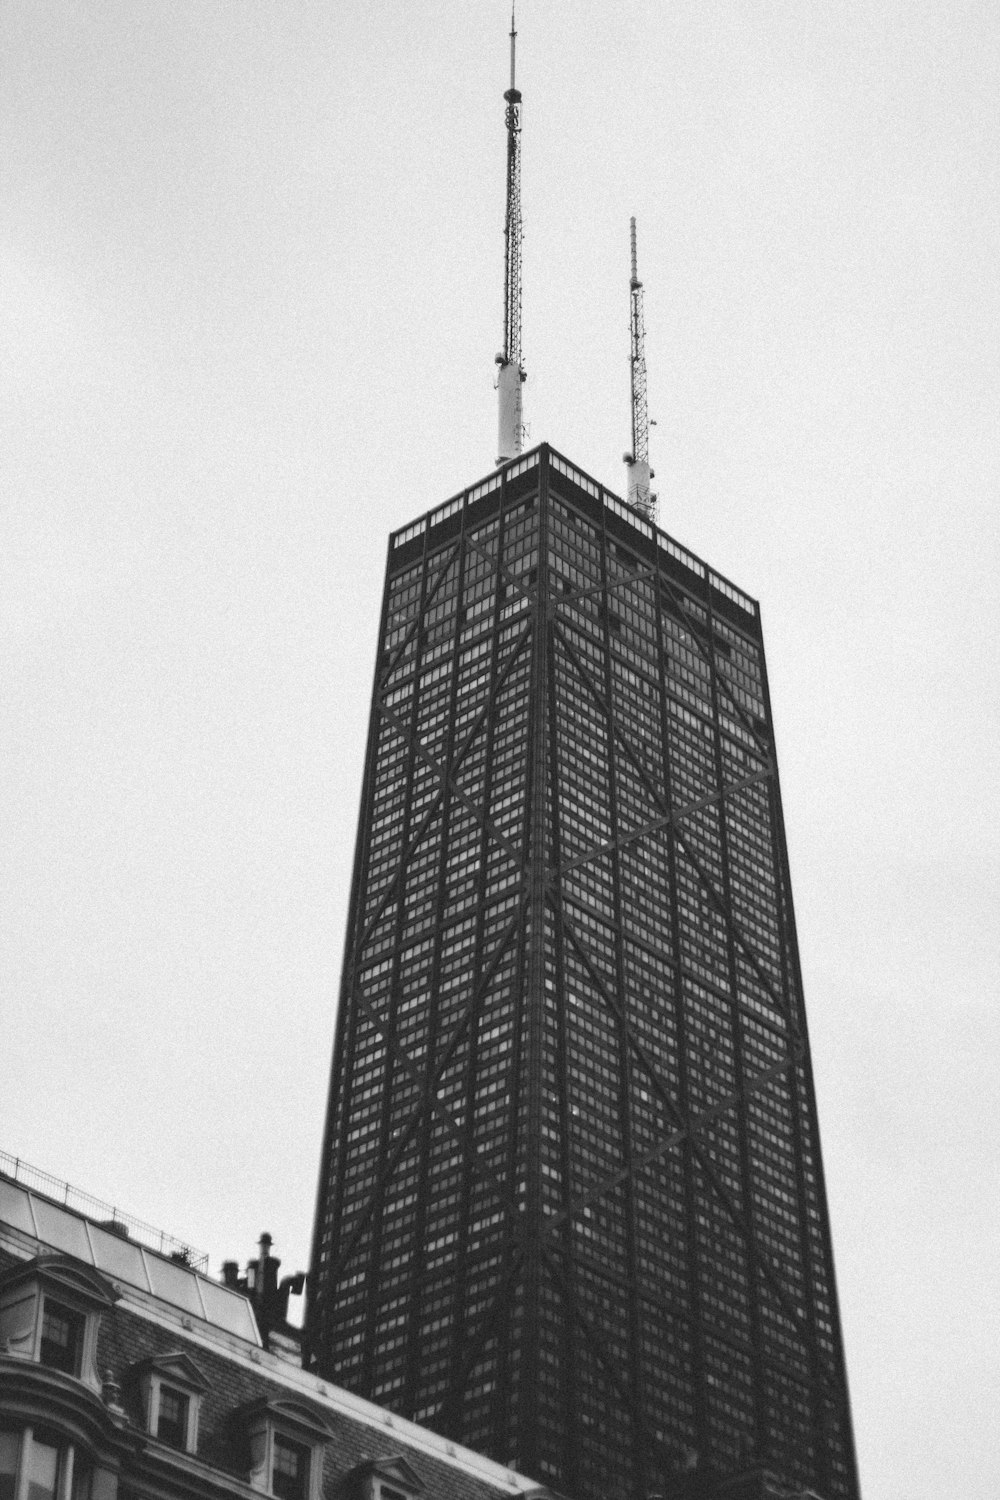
(516, 451, 549, 1476)
(599, 553, 648, 1496)
(546, 504, 581, 1492)
(651, 562, 709, 1462)
(705, 590, 768, 1457)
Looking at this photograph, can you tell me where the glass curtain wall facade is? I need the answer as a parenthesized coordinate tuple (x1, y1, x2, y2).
(308, 445, 859, 1500)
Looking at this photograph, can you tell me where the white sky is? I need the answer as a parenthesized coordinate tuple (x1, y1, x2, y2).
(2, 3, 998, 1496)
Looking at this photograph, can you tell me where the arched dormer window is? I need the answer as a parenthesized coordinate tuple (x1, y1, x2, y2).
(238, 1397, 331, 1500)
(0, 1257, 119, 1394)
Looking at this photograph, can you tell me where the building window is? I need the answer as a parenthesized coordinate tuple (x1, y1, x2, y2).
(38, 1305, 85, 1377)
(0, 1258, 118, 1396)
(241, 1399, 329, 1500)
(271, 1437, 308, 1500)
(352, 1456, 425, 1500)
(0, 1431, 94, 1500)
(0, 1432, 19, 1500)
(155, 1388, 189, 1451)
(25, 1436, 59, 1500)
(135, 1354, 207, 1455)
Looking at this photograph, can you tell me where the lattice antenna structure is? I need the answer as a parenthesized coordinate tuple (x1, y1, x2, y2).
(624, 216, 656, 521)
(629, 218, 647, 465)
(496, 4, 525, 464)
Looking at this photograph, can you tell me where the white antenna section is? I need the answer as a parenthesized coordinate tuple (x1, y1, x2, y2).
(624, 217, 656, 522)
(496, 4, 525, 465)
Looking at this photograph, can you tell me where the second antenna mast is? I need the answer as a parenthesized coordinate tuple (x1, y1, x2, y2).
(624, 216, 656, 521)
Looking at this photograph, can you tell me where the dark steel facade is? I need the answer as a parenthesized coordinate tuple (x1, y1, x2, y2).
(308, 446, 859, 1500)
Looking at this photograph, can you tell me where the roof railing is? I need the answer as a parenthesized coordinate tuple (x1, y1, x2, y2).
(0, 1149, 208, 1272)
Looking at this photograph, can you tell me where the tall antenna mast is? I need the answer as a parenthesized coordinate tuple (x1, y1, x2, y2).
(624, 216, 656, 521)
(496, 3, 525, 464)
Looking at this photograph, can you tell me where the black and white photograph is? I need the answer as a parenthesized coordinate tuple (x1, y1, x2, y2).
(3, 6, 997, 1500)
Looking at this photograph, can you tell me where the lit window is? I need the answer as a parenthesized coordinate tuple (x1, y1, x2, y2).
(25, 1438, 59, 1500)
(0, 1432, 93, 1500)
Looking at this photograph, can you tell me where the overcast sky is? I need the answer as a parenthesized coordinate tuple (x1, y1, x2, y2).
(2, 3, 998, 1497)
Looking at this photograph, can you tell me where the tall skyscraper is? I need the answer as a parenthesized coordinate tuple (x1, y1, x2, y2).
(307, 443, 860, 1500)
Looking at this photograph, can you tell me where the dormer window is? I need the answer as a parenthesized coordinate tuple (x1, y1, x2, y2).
(155, 1387, 189, 1449)
(239, 1398, 330, 1500)
(351, 1455, 425, 1500)
(0, 1265, 116, 1500)
(0, 1257, 118, 1394)
(39, 1302, 86, 1376)
(271, 1436, 309, 1500)
(134, 1353, 208, 1455)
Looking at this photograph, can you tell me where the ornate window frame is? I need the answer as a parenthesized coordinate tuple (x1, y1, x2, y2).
(134, 1351, 209, 1454)
(0, 1257, 118, 1394)
(240, 1397, 330, 1500)
(352, 1455, 425, 1500)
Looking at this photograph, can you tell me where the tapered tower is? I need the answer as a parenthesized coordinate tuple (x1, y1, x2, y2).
(307, 445, 860, 1500)
(307, 16, 858, 1500)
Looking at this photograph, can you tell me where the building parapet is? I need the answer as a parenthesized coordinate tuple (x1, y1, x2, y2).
(387, 446, 758, 621)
